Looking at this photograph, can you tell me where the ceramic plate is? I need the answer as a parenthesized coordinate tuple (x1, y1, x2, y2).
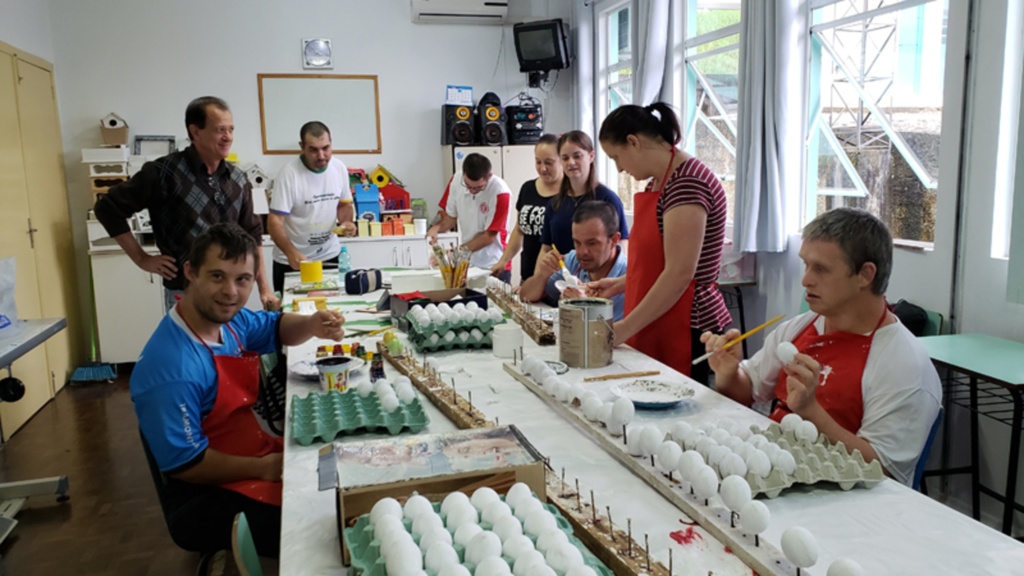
(291, 356, 364, 382)
(610, 379, 694, 409)
(545, 360, 569, 375)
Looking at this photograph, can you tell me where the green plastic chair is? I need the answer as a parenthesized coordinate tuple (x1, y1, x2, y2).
(232, 512, 263, 576)
(922, 309, 943, 336)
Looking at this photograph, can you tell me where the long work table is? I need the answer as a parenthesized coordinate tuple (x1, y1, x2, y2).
(279, 283, 1024, 575)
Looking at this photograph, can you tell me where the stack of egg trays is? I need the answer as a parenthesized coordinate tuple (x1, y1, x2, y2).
(408, 333, 494, 353)
(344, 495, 613, 576)
(703, 422, 886, 498)
(405, 309, 506, 337)
(290, 389, 429, 446)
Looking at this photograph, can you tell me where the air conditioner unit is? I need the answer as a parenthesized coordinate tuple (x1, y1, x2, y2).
(411, 0, 508, 25)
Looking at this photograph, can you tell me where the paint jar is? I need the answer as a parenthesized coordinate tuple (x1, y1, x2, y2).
(492, 323, 523, 359)
(315, 356, 353, 392)
(414, 218, 428, 235)
(559, 297, 614, 368)
(299, 260, 323, 283)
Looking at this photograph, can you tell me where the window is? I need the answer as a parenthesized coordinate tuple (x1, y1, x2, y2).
(991, 1, 1024, 259)
(805, 0, 948, 244)
(683, 0, 742, 226)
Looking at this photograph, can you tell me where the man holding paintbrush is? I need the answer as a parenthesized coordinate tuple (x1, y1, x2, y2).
(428, 153, 512, 282)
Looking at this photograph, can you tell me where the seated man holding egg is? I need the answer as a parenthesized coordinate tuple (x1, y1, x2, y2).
(518, 201, 628, 320)
(131, 223, 345, 560)
(703, 208, 941, 486)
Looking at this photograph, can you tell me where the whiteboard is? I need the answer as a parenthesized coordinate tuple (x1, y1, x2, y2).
(258, 74, 381, 154)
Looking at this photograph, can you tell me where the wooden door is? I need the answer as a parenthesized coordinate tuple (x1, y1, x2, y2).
(0, 52, 52, 440)
(15, 58, 81, 390)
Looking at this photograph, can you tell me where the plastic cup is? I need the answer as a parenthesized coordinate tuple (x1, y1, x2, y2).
(414, 218, 428, 235)
(316, 356, 353, 392)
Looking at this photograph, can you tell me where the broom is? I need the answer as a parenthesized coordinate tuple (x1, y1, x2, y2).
(71, 259, 117, 384)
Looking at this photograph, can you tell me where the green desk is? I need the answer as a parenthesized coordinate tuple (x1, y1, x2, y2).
(919, 334, 1024, 535)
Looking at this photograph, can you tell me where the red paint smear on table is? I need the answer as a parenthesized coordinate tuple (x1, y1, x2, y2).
(669, 527, 703, 546)
(724, 546, 733, 555)
(678, 519, 698, 526)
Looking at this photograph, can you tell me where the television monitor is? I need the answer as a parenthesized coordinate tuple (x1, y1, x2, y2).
(514, 19, 570, 73)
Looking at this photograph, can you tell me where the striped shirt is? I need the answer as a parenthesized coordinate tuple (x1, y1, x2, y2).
(653, 157, 731, 332)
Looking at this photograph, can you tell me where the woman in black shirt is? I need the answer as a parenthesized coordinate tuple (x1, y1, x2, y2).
(490, 134, 563, 283)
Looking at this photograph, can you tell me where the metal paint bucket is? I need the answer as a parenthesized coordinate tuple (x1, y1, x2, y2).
(558, 297, 614, 368)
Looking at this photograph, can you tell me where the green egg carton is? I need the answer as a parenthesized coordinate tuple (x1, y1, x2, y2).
(406, 311, 506, 337)
(409, 334, 493, 353)
(343, 496, 613, 576)
(290, 389, 429, 446)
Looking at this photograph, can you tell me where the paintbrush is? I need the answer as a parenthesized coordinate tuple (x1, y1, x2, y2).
(690, 314, 786, 365)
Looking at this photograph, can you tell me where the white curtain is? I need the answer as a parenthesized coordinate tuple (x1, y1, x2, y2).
(574, 1, 597, 138)
(733, 0, 805, 252)
(633, 0, 671, 105)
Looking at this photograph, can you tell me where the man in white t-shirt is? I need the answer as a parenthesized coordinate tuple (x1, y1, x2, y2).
(268, 121, 355, 292)
(427, 153, 512, 282)
(702, 208, 941, 486)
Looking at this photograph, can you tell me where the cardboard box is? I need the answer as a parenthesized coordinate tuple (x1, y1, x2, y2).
(99, 113, 129, 146)
(332, 425, 546, 566)
(369, 222, 382, 237)
(390, 287, 489, 331)
(357, 220, 370, 237)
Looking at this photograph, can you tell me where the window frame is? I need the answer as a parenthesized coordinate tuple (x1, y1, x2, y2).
(595, 0, 635, 204)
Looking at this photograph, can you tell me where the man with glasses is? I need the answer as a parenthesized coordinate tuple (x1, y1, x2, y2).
(428, 153, 512, 282)
(94, 96, 278, 311)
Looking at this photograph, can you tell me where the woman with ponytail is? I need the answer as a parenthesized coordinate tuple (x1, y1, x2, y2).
(536, 131, 629, 270)
(590, 103, 730, 383)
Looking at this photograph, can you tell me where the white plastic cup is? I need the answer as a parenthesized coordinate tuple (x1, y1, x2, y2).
(414, 218, 428, 235)
(492, 323, 524, 359)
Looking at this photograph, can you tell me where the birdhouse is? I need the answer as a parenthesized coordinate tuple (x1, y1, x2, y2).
(244, 164, 272, 188)
(99, 113, 129, 146)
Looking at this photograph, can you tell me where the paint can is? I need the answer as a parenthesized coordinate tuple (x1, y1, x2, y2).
(558, 297, 614, 368)
(315, 355, 353, 392)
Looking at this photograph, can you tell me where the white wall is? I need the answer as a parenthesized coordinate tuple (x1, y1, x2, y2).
(46, 0, 574, 347)
(0, 0, 55, 62)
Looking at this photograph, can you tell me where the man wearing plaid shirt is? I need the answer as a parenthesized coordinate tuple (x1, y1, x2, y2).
(95, 96, 279, 311)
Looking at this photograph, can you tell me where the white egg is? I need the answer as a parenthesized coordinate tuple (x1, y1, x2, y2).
(723, 436, 745, 451)
(540, 374, 560, 389)
(381, 393, 401, 413)
(466, 530, 503, 565)
(608, 396, 634, 424)
(718, 420, 739, 435)
(467, 301, 480, 311)
(482, 500, 513, 526)
(490, 309, 504, 321)
(670, 421, 693, 441)
(476, 309, 491, 322)
(780, 412, 804, 432)
(596, 403, 614, 426)
(796, 420, 819, 444)
(747, 434, 770, 449)
(781, 526, 819, 569)
(695, 436, 719, 458)
(710, 428, 732, 445)
(513, 550, 546, 576)
(827, 558, 866, 576)
(444, 331, 457, 343)
(380, 529, 416, 557)
(732, 442, 754, 460)
(523, 508, 557, 537)
(581, 395, 603, 421)
(525, 563, 556, 576)
(740, 500, 770, 535)
(677, 450, 705, 482)
(424, 304, 438, 313)
(426, 357, 443, 371)
(719, 453, 748, 479)
(504, 483, 532, 510)
(640, 426, 665, 456)
(374, 380, 394, 396)
(513, 497, 543, 522)
(471, 487, 501, 512)
(565, 566, 598, 576)
(419, 526, 454, 552)
(438, 303, 451, 313)
(776, 341, 799, 365)
(535, 527, 569, 554)
(760, 442, 782, 459)
(691, 465, 719, 500)
(404, 494, 435, 520)
(461, 310, 476, 324)
(771, 450, 797, 476)
(569, 384, 587, 404)
(439, 567, 473, 576)
(373, 514, 406, 541)
(454, 523, 484, 548)
(720, 476, 752, 512)
(370, 497, 404, 525)
(430, 334, 441, 345)
(502, 533, 535, 560)
(441, 491, 471, 516)
(745, 450, 772, 478)
(398, 387, 417, 404)
(734, 427, 753, 441)
(555, 382, 574, 403)
(453, 302, 466, 313)
(626, 428, 646, 456)
(681, 430, 703, 451)
(446, 503, 477, 531)
(697, 421, 719, 434)
(475, 556, 512, 576)
(358, 380, 375, 398)
(430, 310, 446, 325)
(707, 445, 732, 468)
(656, 440, 683, 472)
(425, 542, 460, 573)
(457, 330, 471, 343)
(545, 541, 584, 573)
(471, 328, 485, 342)
(411, 512, 444, 537)
(385, 542, 423, 575)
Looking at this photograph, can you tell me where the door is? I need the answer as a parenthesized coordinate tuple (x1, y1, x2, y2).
(92, 252, 165, 364)
(0, 53, 51, 440)
(15, 58, 81, 390)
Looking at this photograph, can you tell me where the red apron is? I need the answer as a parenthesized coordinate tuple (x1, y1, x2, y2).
(769, 309, 888, 434)
(179, 306, 283, 506)
(624, 149, 697, 376)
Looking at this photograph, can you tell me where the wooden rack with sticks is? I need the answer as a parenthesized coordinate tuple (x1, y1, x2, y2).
(486, 285, 556, 345)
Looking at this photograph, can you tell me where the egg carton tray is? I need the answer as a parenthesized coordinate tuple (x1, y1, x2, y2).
(684, 422, 885, 499)
(344, 496, 613, 576)
(409, 334, 494, 353)
(406, 311, 507, 337)
(290, 390, 429, 446)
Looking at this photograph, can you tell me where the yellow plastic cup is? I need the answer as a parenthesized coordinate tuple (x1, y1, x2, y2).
(299, 260, 323, 283)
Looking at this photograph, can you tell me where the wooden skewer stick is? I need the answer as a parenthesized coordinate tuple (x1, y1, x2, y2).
(627, 519, 632, 556)
(606, 506, 614, 541)
(669, 549, 673, 576)
(584, 371, 661, 382)
(575, 479, 581, 511)
(468, 391, 473, 415)
(645, 534, 650, 571)
(691, 314, 786, 365)
(561, 467, 565, 488)
(590, 490, 596, 522)
(622, 424, 628, 444)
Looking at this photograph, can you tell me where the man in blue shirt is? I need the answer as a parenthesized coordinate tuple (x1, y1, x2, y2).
(132, 222, 344, 562)
(519, 201, 628, 320)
